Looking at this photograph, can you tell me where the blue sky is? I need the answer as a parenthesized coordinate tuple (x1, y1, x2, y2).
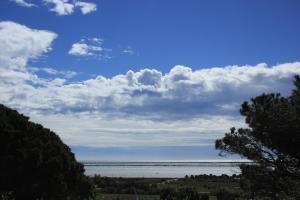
(2, 0, 300, 78)
(1, 0, 300, 161)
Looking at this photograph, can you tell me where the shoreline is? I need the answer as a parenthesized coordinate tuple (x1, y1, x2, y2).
(82, 161, 252, 166)
(83, 161, 243, 177)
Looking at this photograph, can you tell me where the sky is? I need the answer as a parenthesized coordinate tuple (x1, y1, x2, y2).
(1, 0, 300, 161)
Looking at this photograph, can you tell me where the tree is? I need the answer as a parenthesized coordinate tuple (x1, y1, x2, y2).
(215, 76, 300, 198)
(0, 104, 94, 200)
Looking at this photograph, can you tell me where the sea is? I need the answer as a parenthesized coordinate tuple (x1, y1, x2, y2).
(83, 161, 247, 178)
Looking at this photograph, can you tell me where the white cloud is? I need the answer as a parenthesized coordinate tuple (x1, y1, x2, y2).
(69, 43, 93, 56)
(69, 37, 111, 60)
(43, 0, 75, 15)
(11, 0, 36, 7)
(0, 21, 60, 113)
(43, 0, 97, 15)
(0, 21, 57, 70)
(75, 1, 97, 14)
(1, 22, 300, 148)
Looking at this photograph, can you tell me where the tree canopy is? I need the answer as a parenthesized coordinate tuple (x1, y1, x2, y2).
(215, 76, 300, 198)
(0, 104, 94, 200)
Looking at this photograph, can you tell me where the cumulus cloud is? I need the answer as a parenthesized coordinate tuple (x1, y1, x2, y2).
(43, 0, 74, 15)
(69, 37, 111, 60)
(0, 21, 62, 114)
(0, 21, 57, 70)
(69, 43, 95, 56)
(11, 0, 36, 7)
(75, 1, 97, 14)
(43, 0, 97, 15)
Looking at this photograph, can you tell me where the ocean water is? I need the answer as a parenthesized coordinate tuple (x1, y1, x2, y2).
(83, 162, 243, 178)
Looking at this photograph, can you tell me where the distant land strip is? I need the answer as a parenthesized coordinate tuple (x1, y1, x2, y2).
(82, 161, 253, 167)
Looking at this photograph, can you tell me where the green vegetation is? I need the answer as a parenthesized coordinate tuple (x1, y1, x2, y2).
(91, 175, 243, 200)
(0, 104, 94, 200)
(216, 75, 300, 199)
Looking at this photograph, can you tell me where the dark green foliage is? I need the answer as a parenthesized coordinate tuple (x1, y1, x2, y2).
(215, 76, 300, 198)
(0, 104, 95, 200)
(160, 188, 174, 200)
(215, 189, 235, 200)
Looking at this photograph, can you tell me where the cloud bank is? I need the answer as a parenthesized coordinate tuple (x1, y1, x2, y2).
(7, 62, 297, 119)
(1, 21, 300, 147)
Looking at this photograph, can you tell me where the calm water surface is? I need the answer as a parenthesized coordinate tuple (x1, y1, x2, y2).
(83, 162, 243, 178)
